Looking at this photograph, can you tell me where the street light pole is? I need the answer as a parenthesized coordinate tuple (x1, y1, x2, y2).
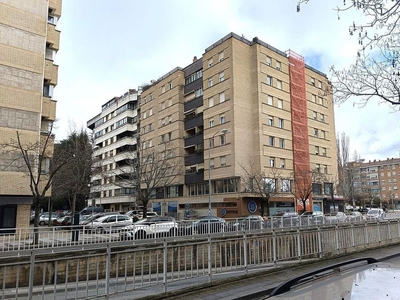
(208, 129, 228, 216)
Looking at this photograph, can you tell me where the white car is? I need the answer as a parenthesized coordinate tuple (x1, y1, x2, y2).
(85, 214, 132, 234)
(119, 216, 177, 240)
(366, 208, 386, 221)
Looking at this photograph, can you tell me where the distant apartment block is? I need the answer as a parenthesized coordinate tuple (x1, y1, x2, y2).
(0, 0, 62, 231)
(88, 33, 339, 218)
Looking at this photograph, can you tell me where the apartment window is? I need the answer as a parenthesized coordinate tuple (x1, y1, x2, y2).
(219, 72, 225, 82)
(209, 118, 214, 128)
(208, 58, 213, 68)
(209, 97, 214, 107)
(268, 116, 274, 126)
(270, 157, 275, 167)
(210, 158, 215, 169)
(269, 136, 275, 147)
(276, 61, 281, 70)
(268, 95, 273, 105)
(277, 80, 282, 90)
(219, 52, 224, 62)
(220, 134, 226, 145)
(278, 118, 284, 129)
(320, 114, 325, 122)
(208, 78, 213, 87)
(220, 114, 225, 124)
(219, 92, 225, 103)
(220, 156, 226, 167)
(322, 147, 327, 156)
(313, 111, 317, 119)
(279, 138, 284, 148)
(266, 56, 272, 66)
(280, 158, 286, 169)
(311, 78, 315, 86)
(277, 99, 283, 109)
(312, 94, 316, 103)
(314, 128, 318, 137)
(195, 88, 203, 97)
(267, 76, 272, 86)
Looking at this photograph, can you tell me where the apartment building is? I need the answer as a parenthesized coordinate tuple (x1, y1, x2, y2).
(137, 33, 338, 218)
(87, 89, 140, 212)
(348, 158, 400, 209)
(0, 0, 62, 231)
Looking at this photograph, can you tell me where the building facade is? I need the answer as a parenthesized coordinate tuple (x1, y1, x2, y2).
(0, 0, 62, 230)
(87, 89, 140, 212)
(88, 33, 338, 218)
(348, 158, 400, 209)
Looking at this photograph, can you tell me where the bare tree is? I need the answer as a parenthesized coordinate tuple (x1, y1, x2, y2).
(240, 160, 282, 217)
(1, 129, 69, 242)
(290, 169, 326, 214)
(298, 0, 400, 107)
(113, 142, 183, 218)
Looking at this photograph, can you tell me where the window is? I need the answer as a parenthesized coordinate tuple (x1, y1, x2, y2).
(314, 128, 318, 137)
(277, 80, 282, 90)
(312, 94, 316, 103)
(266, 56, 271, 66)
(220, 134, 226, 145)
(219, 52, 224, 62)
(270, 157, 275, 167)
(280, 158, 285, 169)
(208, 58, 213, 68)
(209, 118, 214, 128)
(277, 99, 283, 109)
(208, 78, 213, 87)
(281, 179, 291, 192)
(320, 114, 325, 122)
(268, 116, 274, 126)
(220, 156, 226, 167)
(267, 76, 272, 86)
(209, 97, 214, 107)
(269, 136, 275, 146)
(278, 118, 284, 129)
(315, 146, 319, 155)
(311, 78, 315, 86)
(279, 138, 284, 148)
(210, 158, 215, 169)
(219, 71, 225, 82)
(220, 114, 225, 124)
(268, 95, 273, 105)
(219, 92, 225, 103)
(276, 61, 281, 70)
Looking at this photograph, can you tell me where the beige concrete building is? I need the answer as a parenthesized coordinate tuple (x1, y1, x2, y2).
(0, 0, 62, 231)
(138, 33, 338, 219)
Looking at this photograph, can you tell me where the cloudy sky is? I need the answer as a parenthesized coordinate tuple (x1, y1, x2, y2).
(53, 0, 400, 162)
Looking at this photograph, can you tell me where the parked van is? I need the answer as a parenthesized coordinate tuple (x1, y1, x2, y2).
(80, 206, 104, 215)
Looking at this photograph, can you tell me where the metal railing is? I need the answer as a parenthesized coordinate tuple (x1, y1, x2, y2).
(0, 219, 399, 299)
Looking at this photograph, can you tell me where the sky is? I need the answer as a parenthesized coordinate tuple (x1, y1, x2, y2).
(53, 0, 400, 162)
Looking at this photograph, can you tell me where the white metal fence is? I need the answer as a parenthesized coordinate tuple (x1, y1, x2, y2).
(1, 219, 399, 299)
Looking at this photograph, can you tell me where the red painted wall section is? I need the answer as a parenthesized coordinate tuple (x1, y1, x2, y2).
(288, 51, 312, 212)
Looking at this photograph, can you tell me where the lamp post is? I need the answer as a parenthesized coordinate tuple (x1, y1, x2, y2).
(208, 129, 228, 216)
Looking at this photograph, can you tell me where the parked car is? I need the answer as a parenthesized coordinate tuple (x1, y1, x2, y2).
(300, 211, 325, 225)
(84, 214, 132, 234)
(366, 208, 386, 221)
(38, 212, 60, 225)
(229, 215, 265, 231)
(346, 211, 363, 222)
(119, 216, 178, 240)
(183, 216, 226, 235)
(324, 211, 347, 224)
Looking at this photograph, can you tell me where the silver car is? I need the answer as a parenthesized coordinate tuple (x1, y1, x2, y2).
(85, 214, 132, 234)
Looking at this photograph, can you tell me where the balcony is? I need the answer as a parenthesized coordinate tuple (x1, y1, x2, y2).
(184, 169, 204, 184)
(184, 113, 203, 130)
(184, 153, 204, 165)
(44, 59, 58, 85)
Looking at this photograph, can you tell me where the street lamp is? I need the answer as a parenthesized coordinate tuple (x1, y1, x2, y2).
(208, 129, 228, 216)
